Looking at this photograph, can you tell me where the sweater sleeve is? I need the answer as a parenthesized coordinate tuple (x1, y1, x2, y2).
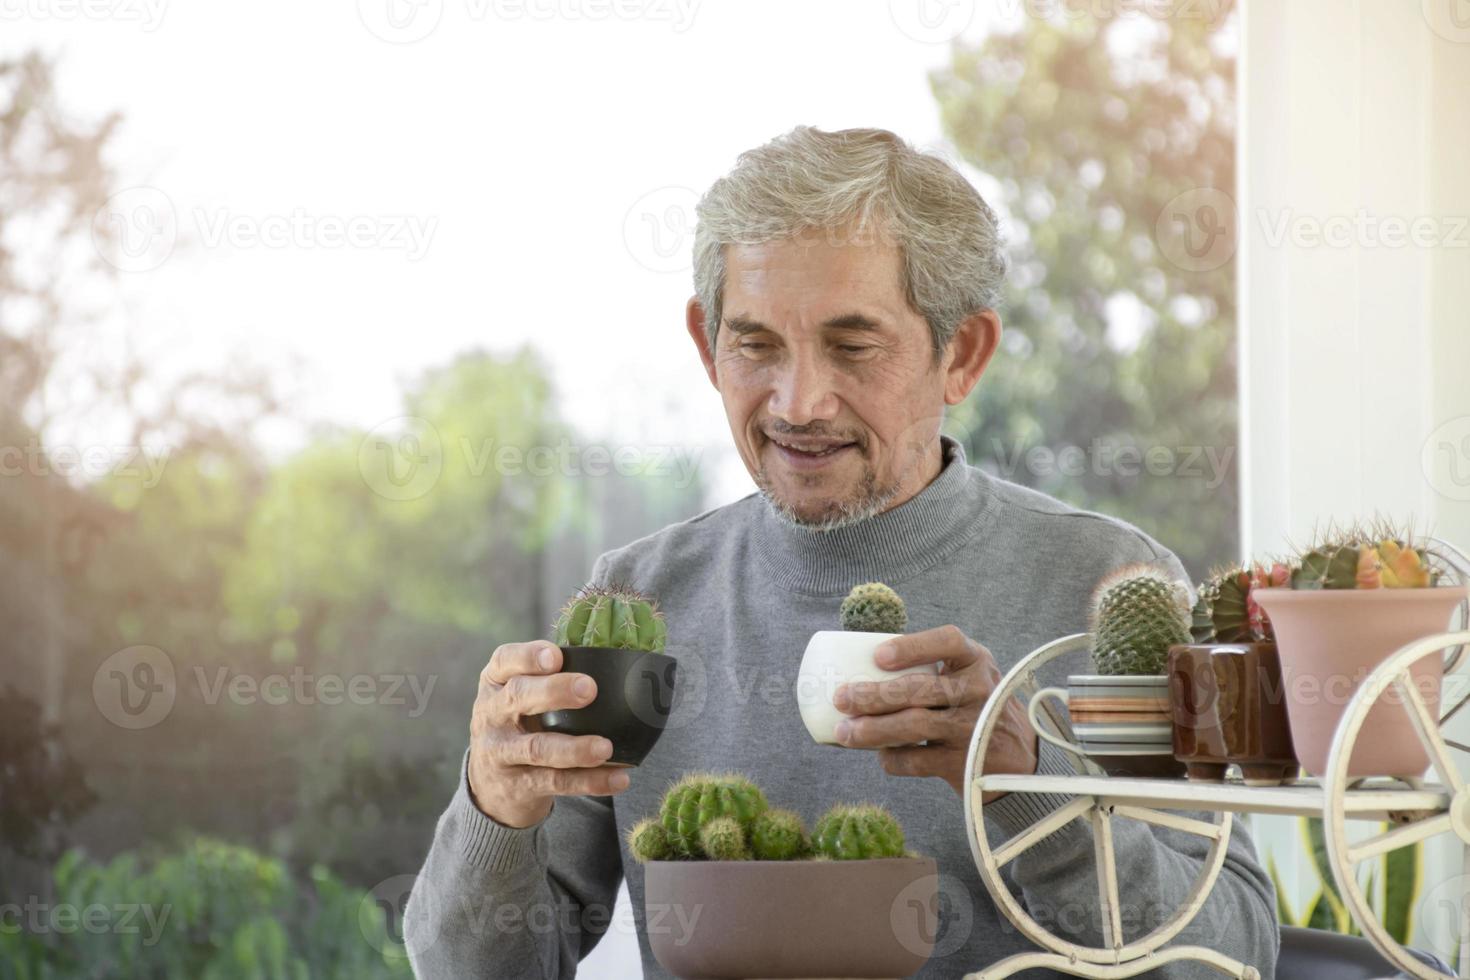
(403, 750, 624, 979)
(980, 547, 1280, 978)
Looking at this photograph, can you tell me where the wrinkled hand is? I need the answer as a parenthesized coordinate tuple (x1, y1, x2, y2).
(832, 625, 1037, 803)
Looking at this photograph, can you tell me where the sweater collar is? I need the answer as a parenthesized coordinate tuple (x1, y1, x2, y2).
(750, 436, 994, 595)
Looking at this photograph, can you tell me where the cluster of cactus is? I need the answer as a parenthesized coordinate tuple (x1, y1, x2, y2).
(625, 773, 908, 863)
(552, 585, 667, 652)
(1191, 561, 1290, 643)
(1291, 533, 1438, 591)
(1090, 563, 1194, 676)
(840, 582, 907, 634)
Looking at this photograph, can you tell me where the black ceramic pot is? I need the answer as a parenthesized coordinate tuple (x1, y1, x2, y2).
(536, 647, 677, 766)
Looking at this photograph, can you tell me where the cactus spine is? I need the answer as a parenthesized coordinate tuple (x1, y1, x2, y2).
(698, 817, 749, 861)
(840, 582, 907, 634)
(626, 818, 672, 863)
(1291, 524, 1438, 591)
(1192, 561, 1290, 643)
(812, 804, 905, 860)
(658, 773, 768, 858)
(1091, 564, 1193, 676)
(749, 808, 810, 861)
(553, 585, 667, 652)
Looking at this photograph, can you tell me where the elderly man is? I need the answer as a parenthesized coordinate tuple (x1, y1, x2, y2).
(406, 126, 1277, 978)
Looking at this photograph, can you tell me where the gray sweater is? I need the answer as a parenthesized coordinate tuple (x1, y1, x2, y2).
(405, 437, 1279, 978)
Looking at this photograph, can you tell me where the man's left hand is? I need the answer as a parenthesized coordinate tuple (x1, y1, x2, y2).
(831, 624, 1036, 802)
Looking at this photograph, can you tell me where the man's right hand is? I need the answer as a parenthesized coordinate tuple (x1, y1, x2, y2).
(468, 641, 632, 828)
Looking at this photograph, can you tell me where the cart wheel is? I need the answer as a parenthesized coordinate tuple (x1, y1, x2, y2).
(1426, 539, 1470, 676)
(961, 634, 1251, 979)
(1322, 630, 1470, 980)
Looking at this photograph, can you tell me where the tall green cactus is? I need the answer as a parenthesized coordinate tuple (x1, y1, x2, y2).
(1091, 564, 1193, 676)
(840, 582, 907, 634)
(658, 773, 768, 858)
(812, 804, 905, 860)
(552, 585, 667, 652)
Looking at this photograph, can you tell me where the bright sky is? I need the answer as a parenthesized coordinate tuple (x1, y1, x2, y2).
(3, 0, 1024, 507)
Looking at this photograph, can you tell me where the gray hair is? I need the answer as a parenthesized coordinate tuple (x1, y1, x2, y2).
(692, 125, 1007, 357)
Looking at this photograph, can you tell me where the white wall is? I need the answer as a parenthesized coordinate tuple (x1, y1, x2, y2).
(1240, 0, 1470, 957)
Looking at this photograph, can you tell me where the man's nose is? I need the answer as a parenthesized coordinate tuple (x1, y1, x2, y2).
(767, 352, 840, 426)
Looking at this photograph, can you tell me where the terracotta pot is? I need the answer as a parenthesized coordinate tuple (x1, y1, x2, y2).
(1250, 587, 1467, 778)
(644, 857, 937, 979)
(535, 647, 677, 766)
(1167, 642, 1299, 786)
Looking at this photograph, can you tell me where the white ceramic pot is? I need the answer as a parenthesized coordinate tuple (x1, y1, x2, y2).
(796, 630, 940, 746)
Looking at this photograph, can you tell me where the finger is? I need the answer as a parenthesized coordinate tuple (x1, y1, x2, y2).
(835, 706, 957, 748)
(835, 671, 972, 715)
(496, 731, 616, 769)
(874, 625, 981, 672)
(484, 641, 562, 687)
(496, 672, 598, 721)
(512, 764, 633, 798)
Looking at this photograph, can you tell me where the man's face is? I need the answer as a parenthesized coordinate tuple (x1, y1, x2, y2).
(700, 231, 951, 528)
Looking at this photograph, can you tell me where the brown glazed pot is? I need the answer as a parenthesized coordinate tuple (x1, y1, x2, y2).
(1167, 642, 1300, 786)
(644, 857, 937, 979)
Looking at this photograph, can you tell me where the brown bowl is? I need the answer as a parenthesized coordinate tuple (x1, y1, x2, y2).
(644, 857, 938, 979)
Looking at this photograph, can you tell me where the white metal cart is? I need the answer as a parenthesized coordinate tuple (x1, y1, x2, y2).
(961, 542, 1470, 980)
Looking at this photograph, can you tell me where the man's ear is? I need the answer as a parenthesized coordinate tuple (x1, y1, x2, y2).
(941, 310, 1002, 406)
(686, 296, 719, 390)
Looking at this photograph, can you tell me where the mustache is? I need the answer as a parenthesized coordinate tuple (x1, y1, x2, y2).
(761, 422, 866, 446)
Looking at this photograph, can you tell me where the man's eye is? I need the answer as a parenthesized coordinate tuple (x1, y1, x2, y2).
(837, 344, 873, 355)
(738, 341, 772, 353)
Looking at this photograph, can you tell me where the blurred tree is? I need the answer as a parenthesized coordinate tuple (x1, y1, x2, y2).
(934, 4, 1238, 579)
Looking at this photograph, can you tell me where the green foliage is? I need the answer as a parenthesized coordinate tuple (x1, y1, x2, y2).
(1090, 564, 1192, 675)
(1267, 817, 1422, 947)
(931, 6, 1239, 581)
(553, 585, 667, 652)
(749, 809, 810, 861)
(839, 582, 907, 634)
(0, 839, 411, 979)
(811, 804, 905, 861)
(658, 774, 768, 859)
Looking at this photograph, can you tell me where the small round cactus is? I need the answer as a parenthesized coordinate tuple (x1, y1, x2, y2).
(840, 582, 907, 634)
(626, 818, 672, 863)
(749, 808, 809, 861)
(658, 773, 768, 858)
(698, 817, 749, 861)
(553, 585, 667, 652)
(1090, 564, 1193, 676)
(812, 803, 905, 860)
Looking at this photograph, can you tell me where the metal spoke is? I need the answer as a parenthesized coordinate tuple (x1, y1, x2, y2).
(991, 795, 1094, 868)
(1438, 688, 1470, 729)
(1445, 738, 1470, 755)
(1344, 813, 1452, 865)
(1092, 806, 1123, 951)
(1109, 804, 1225, 841)
(1395, 671, 1464, 793)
